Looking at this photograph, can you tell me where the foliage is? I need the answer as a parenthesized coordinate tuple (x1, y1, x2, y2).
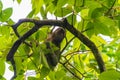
(0, 0, 120, 80)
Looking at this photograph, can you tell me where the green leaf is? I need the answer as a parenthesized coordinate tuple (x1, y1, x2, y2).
(14, 54, 22, 75)
(7, 19, 15, 25)
(40, 66, 50, 79)
(99, 70, 120, 80)
(0, 1, 3, 12)
(96, 16, 117, 36)
(52, 0, 59, 6)
(0, 8, 12, 22)
(46, 3, 56, 13)
(28, 77, 36, 80)
(93, 19, 111, 36)
(68, 0, 74, 6)
(55, 70, 66, 80)
(75, 0, 83, 7)
(43, 0, 53, 4)
(62, 76, 73, 80)
(57, 0, 68, 8)
(17, 0, 22, 4)
(85, 1, 102, 19)
(0, 36, 10, 50)
(40, 6, 47, 19)
(27, 9, 35, 18)
(31, 0, 44, 14)
(18, 44, 27, 56)
(35, 30, 47, 41)
(48, 71, 55, 80)
(98, 16, 115, 27)
(0, 60, 5, 75)
(86, 22, 94, 37)
(55, 7, 72, 17)
(0, 75, 6, 80)
(67, 14, 76, 25)
(0, 26, 10, 38)
(85, 1, 101, 9)
(73, 38, 80, 49)
(91, 8, 104, 18)
(26, 60, 37, 70)
(40, 50, 50, 69)
(106, 0, 116, 7)
(73, 54, 85, 73)
(81, 9, 89, 19)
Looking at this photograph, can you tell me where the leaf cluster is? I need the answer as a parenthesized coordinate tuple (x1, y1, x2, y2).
(1, 0, 120, 80)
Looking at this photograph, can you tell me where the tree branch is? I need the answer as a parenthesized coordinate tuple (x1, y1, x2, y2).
(63, 19, 106, 72)
(6, 25, 41, 61)
(105, 0, 116, 15)
(6, 18, 105, 79)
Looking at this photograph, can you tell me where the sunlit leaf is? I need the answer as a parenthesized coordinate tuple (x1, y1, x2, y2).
(93, 20, 111, 36)
(55, 70, 66, 80)
(62, 76, 73, 80)
(73, 38, 80, 49)
(0, 1, 3, 12)
(48, 71, 55, 80)
(118, 0, 120, 4)
(43, 0, 53, 4)
(17, 0, 22, 4)
(99, 70, 120, 80)
(81, 9, 89, 19)
(55, 7, 72, 17)
(85, 1, 101, 9)
(57, 0, 68, 8)
(98, 16, 115, 27)
(40, 50, 50, 69)
(14, 54, 22, 75)
(0, 60, 5, 75)
(7, 19, 15, 25)
(1, 0, 120, 79)
(0, 8, 12, 22)
(31, 0, 44, 14)
(67, 0, 74, 6)
(27, 9, 35, 18)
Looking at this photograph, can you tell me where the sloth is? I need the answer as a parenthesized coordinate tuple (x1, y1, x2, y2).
(44, 27, 66, 69)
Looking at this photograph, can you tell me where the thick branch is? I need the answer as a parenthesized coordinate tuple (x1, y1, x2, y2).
(7, 19, 64, 61)
(63, 19, 106, 72)
(7, 18, 106, 73)
(7, 25, 40, 61)
(12, 19, 64, 29)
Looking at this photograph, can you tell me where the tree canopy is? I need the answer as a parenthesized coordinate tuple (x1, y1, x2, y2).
(0, 0, 120, 80)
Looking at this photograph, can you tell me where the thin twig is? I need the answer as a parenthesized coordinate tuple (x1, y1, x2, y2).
(59, 62, 82, 80)
(64, 56, 84, 76)
(60, 36, 75, 54)
(65, 50, 91, 57)
(105, 0, 116, 15)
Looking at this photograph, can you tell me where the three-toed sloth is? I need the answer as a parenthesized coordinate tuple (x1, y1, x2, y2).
(45, 27, 66, 69)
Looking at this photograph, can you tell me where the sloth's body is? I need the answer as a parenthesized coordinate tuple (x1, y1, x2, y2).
(45, 28, 65, 69)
